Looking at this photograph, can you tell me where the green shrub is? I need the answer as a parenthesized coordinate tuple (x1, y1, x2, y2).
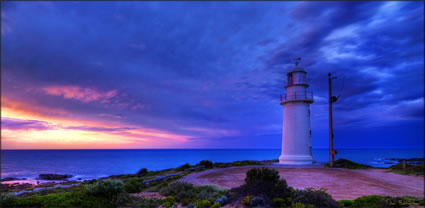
(136, 168, 148, 177)
(291, 202, 307, 208)
(9, 191, 111, 208)
(197, 160, 214, 169)
(242, 195, 252, 205)
(294, 188, 340, 208)
(326, 159, 371, 169)
(85, 180, 129, 206)
(213, 160, 261, 168)
(194, 185, 221, 201)
(195, 199, 212, 208)
(159, 181, 194, 201)
(339, 199, 354, 207)
(231, 168, 294, 202)
(388, 163, 424, 175)
(272, 197, 286, 207)
(162, 201, 172, 207)
(180, 198, 192, 206)
(342, 195, 425, 208)
(211, 202, 221, 208)
(138, 198, 162, 208)
(351, 195, 384, 208)
(245, 167, 280, 184)
(176, 163, 192, 171)
(0, 192, 16, 207)
(162, 196, 176, 207)
(124, 178, 145, 193)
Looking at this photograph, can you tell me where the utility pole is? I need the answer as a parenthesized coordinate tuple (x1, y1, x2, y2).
(328, 73, 337, 167)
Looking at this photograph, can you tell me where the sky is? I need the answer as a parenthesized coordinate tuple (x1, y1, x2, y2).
(1, 1, 424, 149)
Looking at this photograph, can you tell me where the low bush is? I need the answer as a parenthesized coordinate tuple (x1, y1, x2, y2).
(231, 168, 294, 203)
(242, 195, 253, 205)
(272, 197, 286, 207)
(8, 191, 111, 208)
(340, 195, 425, 208)
(388, 163, 424, 175)
(180, 198, 192, 206)
(214, 160, 261, 168)
(245, 167, 280, 184)
(162, 196, 176, 207)
(124, 178, 145, 193)
(351, 195, 384, 208)
(194, 199, 212, 208)
(136, 168, 148, 177)
(339, 199, 354, 207)
(0, 192, 16, 207)
(211, 202, 221, 208)
(294, 188, 340, 208)
(230, 167, 342, 207)
(197, 160, 214, 169)
(138, 198, 162, 208)
(85, 180, 129, 206)
(326, 159, 372, 169)
(159, 181, 194, 201)
(176, 163, 192, 171)
(194, 185, 223, 202)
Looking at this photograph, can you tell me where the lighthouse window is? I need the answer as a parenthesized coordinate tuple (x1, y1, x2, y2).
(310, 130, 312, 136)
(308, 109, 310, 117)
(287, 73, 293, 85)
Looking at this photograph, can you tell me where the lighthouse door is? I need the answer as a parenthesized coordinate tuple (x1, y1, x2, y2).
(288, 73, 293, 85)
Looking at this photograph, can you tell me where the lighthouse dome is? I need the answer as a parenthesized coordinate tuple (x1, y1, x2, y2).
(287, 66, 306, 75)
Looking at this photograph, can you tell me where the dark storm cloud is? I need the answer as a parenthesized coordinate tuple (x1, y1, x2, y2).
(1, 1, 423, 148)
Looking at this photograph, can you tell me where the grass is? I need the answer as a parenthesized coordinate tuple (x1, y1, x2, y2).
(338, 195, 425, 208)
(387, 163, 424, 176)
(4, 191, 112, 208)
(325, 158, 372, 169)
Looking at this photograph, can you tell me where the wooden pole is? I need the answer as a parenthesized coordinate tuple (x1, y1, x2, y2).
(328, 73, 334, 167)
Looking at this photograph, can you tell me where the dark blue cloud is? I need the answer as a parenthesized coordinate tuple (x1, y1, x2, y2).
(1, 1, 423, 148)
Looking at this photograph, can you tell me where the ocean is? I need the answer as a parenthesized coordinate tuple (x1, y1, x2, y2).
(1, 149, 423, 183)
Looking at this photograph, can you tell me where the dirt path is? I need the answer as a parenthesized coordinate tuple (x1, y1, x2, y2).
(179, 165, 424, 200)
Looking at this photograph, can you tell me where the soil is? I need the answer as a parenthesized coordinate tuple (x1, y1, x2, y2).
(178, 164, 424, 200)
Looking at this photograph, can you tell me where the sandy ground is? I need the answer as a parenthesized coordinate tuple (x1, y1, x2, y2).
(179, 165, 424, 200)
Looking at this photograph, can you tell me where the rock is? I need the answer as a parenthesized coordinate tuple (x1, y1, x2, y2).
(215, 195, 229, 205)
(187, 203, 195, 208)
(251, 196, 266, 207)
(37, 174, 72, 180)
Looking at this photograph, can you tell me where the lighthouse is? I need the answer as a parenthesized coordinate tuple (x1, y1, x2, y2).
(279, 59, 314, 164)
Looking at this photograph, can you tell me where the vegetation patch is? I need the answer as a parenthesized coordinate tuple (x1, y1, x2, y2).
(229, 167, 340, 208)
(158, 181, 229, 206)
(388, 163, 424, 176)
(325, 158, 372, 169)
(197, 160, 214, 169)
(85, 179, 130, 206)
(137, 197, 162, 208)
(3, 191, 112, 208)
(124, 178, 145, 193)
(338, 195, 425, 208)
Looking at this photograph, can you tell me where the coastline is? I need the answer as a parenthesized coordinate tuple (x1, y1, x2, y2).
(1, 158, 423, 196)
(1, 158, 424, 208)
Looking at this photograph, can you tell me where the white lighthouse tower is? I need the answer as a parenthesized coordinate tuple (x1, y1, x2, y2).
(279, 59, 314, 164)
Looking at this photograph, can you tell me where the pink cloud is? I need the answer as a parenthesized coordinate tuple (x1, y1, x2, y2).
(43, 85, 117, 103)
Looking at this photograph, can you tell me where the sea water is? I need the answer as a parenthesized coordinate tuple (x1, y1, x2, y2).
(1, 149, 423, 183)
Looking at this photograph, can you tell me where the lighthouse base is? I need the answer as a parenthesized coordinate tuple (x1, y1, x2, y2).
(279, 155, 313, 165)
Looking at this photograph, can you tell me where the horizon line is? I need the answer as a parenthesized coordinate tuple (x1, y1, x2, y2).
(2, 148, 424, 151)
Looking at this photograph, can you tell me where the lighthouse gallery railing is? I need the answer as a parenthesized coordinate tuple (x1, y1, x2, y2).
(280, 91, 314, 102)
